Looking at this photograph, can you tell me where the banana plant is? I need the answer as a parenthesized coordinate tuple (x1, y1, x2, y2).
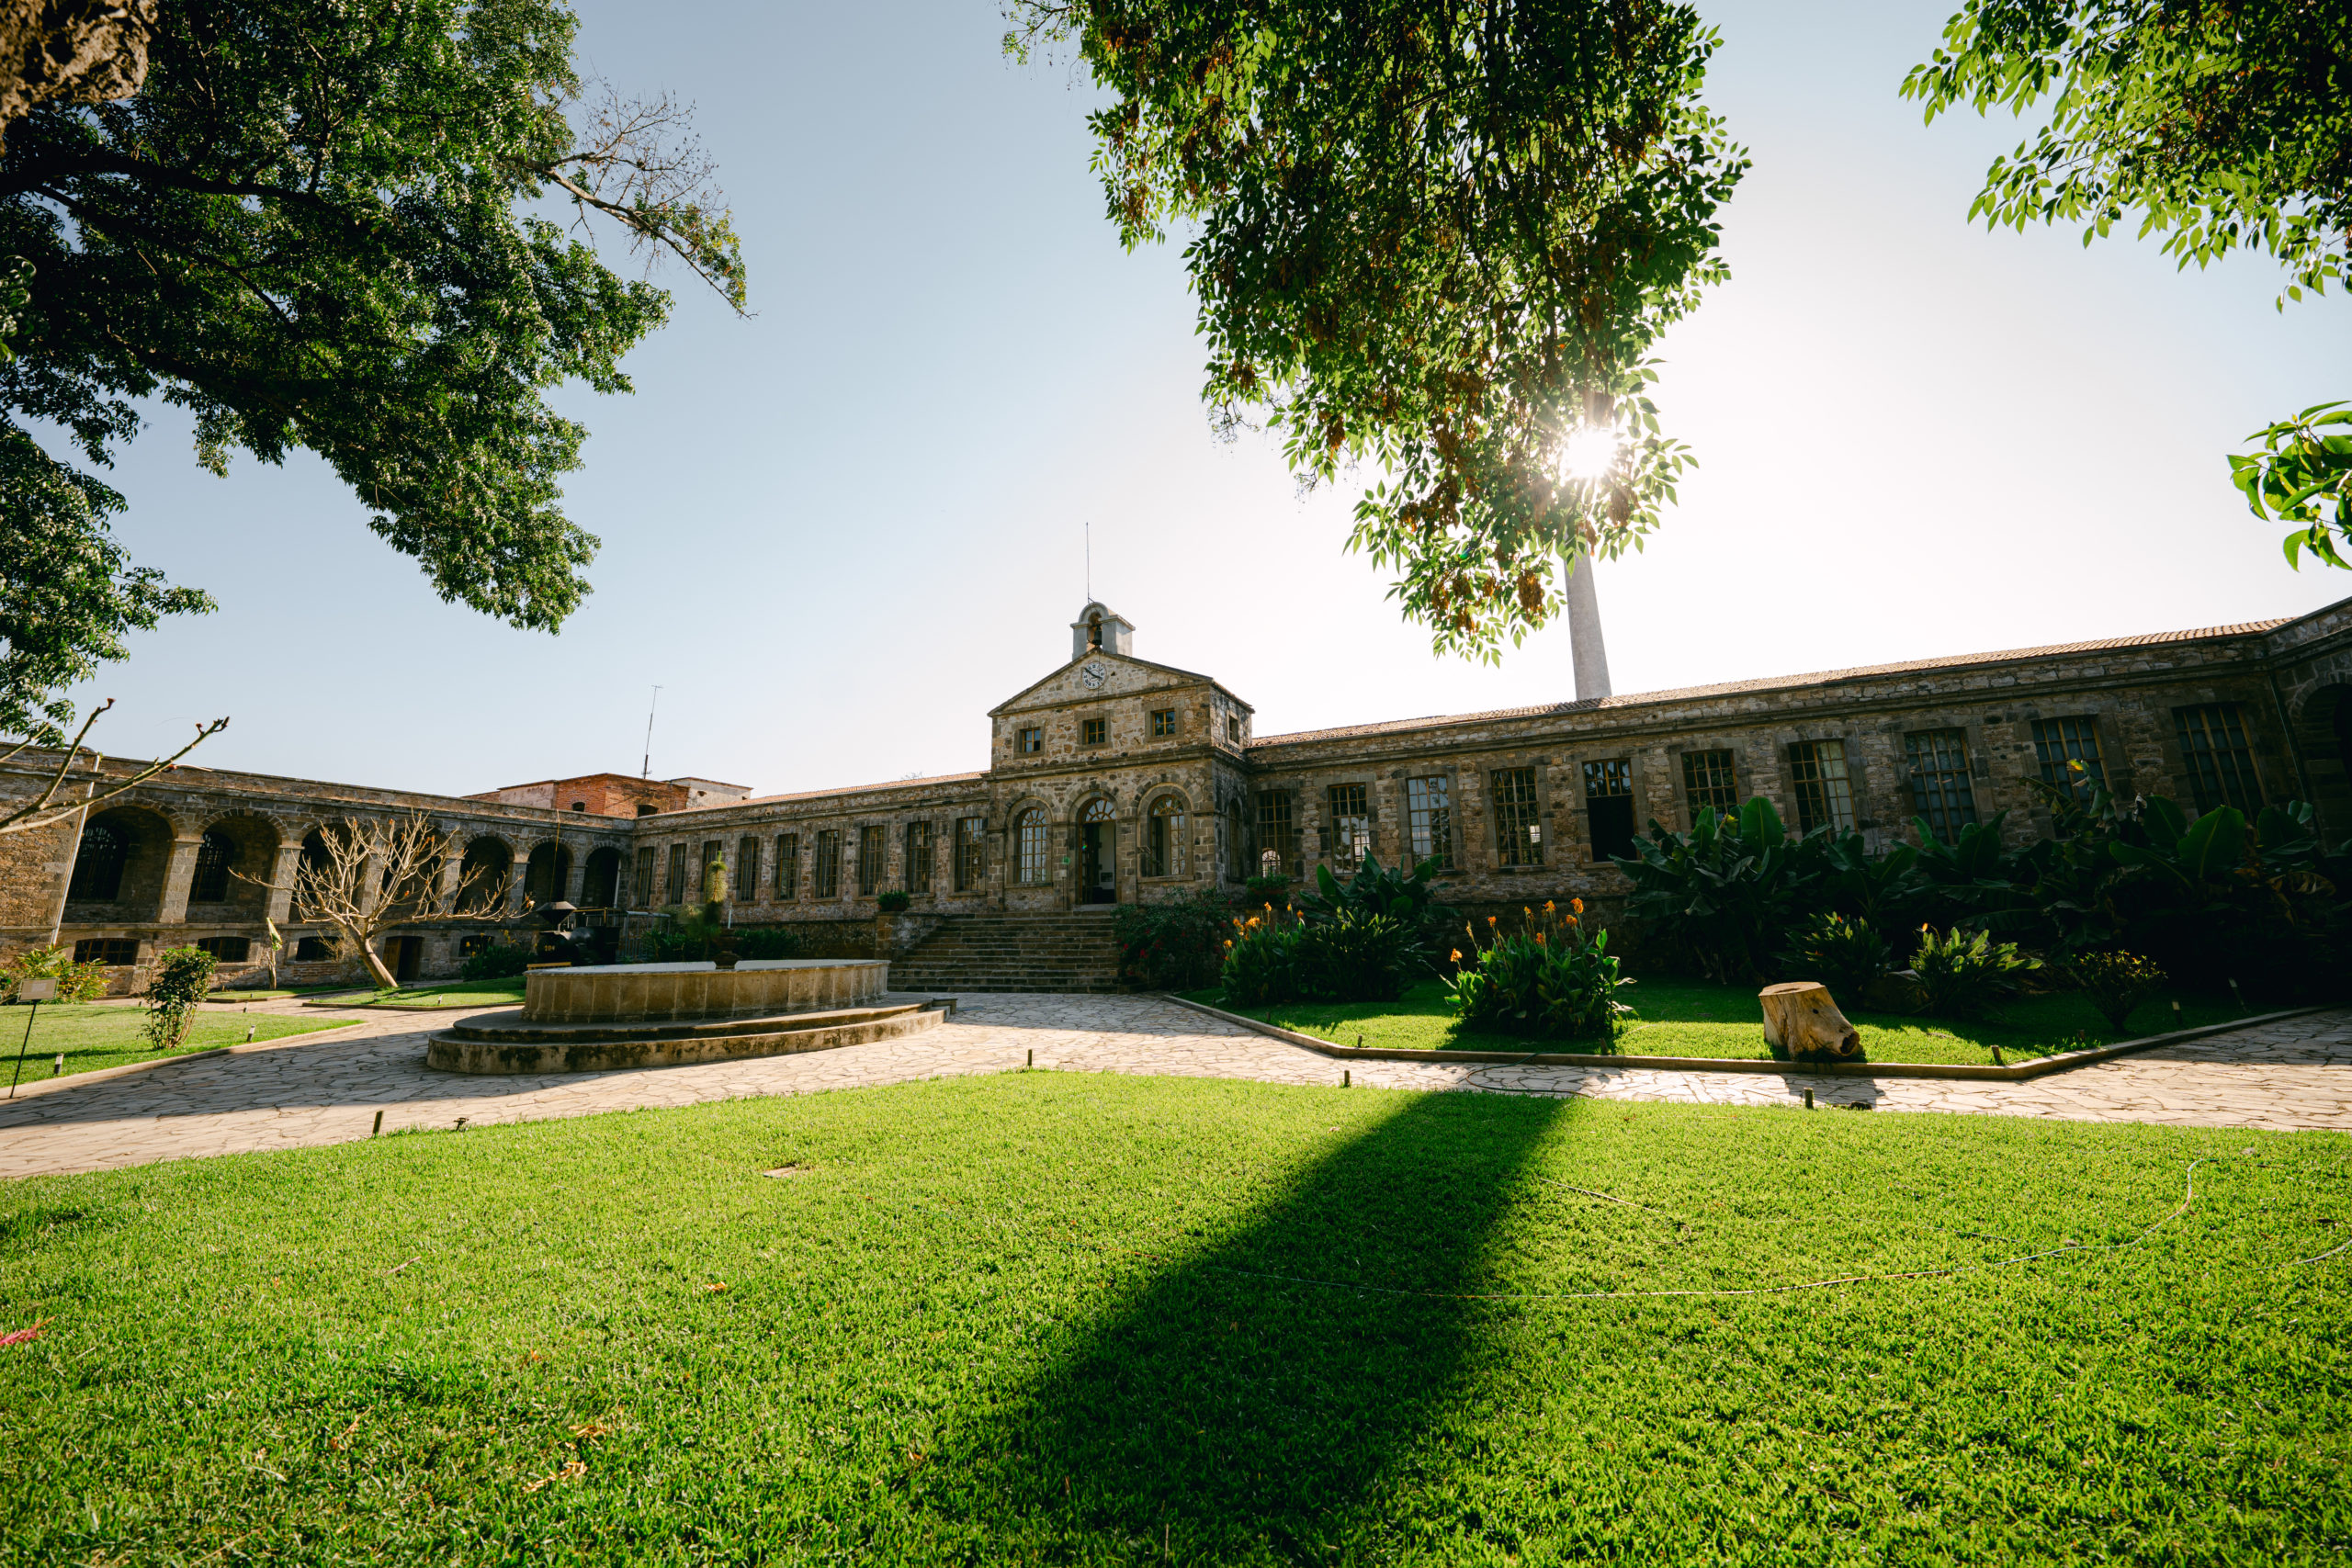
(1613, 798, 1831, 984)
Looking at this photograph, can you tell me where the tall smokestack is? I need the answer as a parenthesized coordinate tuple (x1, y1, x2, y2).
(1563, 550, 1611, 702)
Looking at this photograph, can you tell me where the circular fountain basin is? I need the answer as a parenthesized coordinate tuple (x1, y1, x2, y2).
(521, 958, 889, 1024)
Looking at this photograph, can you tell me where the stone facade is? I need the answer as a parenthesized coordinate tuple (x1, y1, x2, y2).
(7, 594, 2350, 987)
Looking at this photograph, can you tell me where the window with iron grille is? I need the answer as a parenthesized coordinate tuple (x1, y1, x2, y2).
(1145, 795, 1188, 877)
(1789, 739, 1857, 835)
(196, 935, 251, 963)
(696, 840, 722, 901)
(857, 825, 887, 896)
(955, 817, 986, 891)
(293, 935, 335, 962)
(1254, 791, 1300, 878)
(1150, 707, 1177, 738)
(1905, 729, 1978, 840)
(633, 847, 655, 907)
(1491, 768, 1544, 866)
(2031, 716, 2107, 800)
(2174, 703, 2263, 814)
(734, 836, 762, 902)
(775, 834, 799, 899)
(1014, 808, 1048, 886)
(812, 830, 842, 898)
(904, 820, 933, 892)
(1584, 760, 1636, 862)
(1325, 784, 1371, 867)
(1406, 776, 1453, 870)
(190, 829, 237, 902)
(1681, 750, 1738, 823)
(1081, 716, 1107, 746)
(1016, 726, 1042, 754)
(663, 843, 687, 905)
(74, 938, 139, 965)
(67, 820, 127, 901)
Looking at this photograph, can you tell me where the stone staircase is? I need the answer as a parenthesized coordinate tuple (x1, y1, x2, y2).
(888, 912, 1126, 994)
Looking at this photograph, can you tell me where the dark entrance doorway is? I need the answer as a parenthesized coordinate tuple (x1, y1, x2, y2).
(388, 935, 423, 982)
(1079, 799, 1118, 905)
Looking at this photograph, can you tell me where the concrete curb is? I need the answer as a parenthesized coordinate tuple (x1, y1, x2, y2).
(0, 1018, 371, 1102)
(1157, 994, 2341, 1082)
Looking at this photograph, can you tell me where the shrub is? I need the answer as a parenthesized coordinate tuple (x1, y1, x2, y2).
(1114, 891, 1229, 990)
(1296, 909, 1419, 1003)
(1445, 901, 1629, 1043)
(1910, 925, 2040, 1021)
(732, 926, 804, 961)
(1781, 913, 1890, 1005)
(143, 945, 218, 1050)
(1614, 799, 1829, 984)
(460, 942, 535, 981)
(876, 891, 912, 914)
(2069, 950, 2166, 1032)
(1220, 908, 1306, 1006)
(2, 943, 109, 1004)
(1243, 874, 1294, 908)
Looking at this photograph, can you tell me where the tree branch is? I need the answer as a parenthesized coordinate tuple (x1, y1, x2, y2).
(0, 705, 228, 836)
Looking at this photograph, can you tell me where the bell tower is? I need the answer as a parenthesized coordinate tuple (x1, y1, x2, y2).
(1069, 601, 1136, 661)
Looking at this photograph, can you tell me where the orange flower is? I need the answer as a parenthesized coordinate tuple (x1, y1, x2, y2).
(1534, 931, 1546, 944)
(1544, 900, 1556, 913)
(1487, 915, 1498, 926)
(1571, 897, 1584, 915)
(1223, 940, 1233, 950)
(1449, 949, 1463, 963)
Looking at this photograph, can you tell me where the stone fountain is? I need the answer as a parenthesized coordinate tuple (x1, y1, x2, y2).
(424, 956, 946, 1075)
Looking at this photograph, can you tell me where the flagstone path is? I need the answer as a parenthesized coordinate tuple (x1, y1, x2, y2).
(1, 995, 2346, 1179)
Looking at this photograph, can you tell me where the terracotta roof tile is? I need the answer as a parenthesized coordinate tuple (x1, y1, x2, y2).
(1247, 618, 2291, 750)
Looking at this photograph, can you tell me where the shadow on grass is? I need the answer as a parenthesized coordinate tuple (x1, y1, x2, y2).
(922, 1088, 1566, 1561)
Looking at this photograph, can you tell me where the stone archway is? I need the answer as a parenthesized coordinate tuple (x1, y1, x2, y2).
(188, 813, 277, 916)
(456, 836, 514, 913)
(65, 804, 174, 920)
(525, 841, 573, 906)
(1077, 797, 1118, 906)
(581, 846, 622, 908)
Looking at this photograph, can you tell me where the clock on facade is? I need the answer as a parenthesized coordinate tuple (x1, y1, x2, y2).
(1080, 661, 1109, 690)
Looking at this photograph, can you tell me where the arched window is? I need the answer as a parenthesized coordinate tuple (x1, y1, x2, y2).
(1145, 795, 1187, 878)
(67, 821, 127, 901)
(190, 829, 237, 903)
(1015, 807, 1049, 886)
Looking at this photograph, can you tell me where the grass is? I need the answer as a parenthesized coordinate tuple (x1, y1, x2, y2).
(301, 977, 528, 1010)
(1189, 978, 2254, 1066)
(0, 1004, 345, 1081)
(209, 985, 368, 1002)
(0, 1074, 2344, 1563)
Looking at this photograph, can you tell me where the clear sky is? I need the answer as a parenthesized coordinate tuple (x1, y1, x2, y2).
(61, 0, 2349, 799)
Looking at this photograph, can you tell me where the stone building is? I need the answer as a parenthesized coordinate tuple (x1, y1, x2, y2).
(5, 594, 2350, 990)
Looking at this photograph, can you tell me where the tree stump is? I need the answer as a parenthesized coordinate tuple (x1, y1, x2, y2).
(1759, 982, 1862, 1062)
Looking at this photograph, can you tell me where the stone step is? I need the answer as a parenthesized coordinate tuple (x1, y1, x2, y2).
(425, 1002, 946, 1075)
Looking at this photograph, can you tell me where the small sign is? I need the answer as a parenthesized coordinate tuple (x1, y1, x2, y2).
(15, 978, 56, 1002)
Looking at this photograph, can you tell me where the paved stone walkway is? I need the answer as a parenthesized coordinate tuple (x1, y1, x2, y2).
(1, 996, 2346, 1179)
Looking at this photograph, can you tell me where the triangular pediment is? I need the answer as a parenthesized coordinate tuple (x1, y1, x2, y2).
(989, 651, 1249, 716)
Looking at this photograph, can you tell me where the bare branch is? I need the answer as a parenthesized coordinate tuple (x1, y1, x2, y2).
(0, 706, 228, 836)
(233, 812, 514, 990)
(531, 83, 748, 313)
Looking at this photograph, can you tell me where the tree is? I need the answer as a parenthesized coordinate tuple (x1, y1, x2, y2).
(0, 698, 225, 835)
(1901, 0, 2351, 567)
(247, 813, 513, 991)
(0, 0, 744, 739)
(1007, 2, 1747, 660)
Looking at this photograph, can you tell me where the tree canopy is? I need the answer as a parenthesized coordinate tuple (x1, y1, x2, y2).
(1903, 0, 2350, 568)
(0, 0, 741, 741)
(1010, 1, 1746, 660)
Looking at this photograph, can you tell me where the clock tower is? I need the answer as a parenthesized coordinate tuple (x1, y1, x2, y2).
(1069, 601, 1136, 662)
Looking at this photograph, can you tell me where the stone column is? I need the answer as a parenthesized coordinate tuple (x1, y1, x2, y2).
(435, 851, 465, 912)
(264, 843, 302, 923)
(156, 836, 203, 925)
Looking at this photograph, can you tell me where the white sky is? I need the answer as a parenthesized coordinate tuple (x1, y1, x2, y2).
(62, 0, 2349, 796)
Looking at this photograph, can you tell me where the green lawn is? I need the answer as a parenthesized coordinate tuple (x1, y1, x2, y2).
(1190, 978, 2254, 1066)
(0, 1075, 2343, 1563)
(0, 1004, 345, 1082)
(302, 978, 527, 1010)
(209, 986, 368, 1002)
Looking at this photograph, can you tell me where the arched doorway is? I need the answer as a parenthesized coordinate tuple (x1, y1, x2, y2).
(581, 846, 622, 908)
(189, 815, 277, 913)
(1077, 798, 1118, 906)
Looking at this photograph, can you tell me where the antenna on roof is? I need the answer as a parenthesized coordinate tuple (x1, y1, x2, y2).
(641, 685, 662, 779)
